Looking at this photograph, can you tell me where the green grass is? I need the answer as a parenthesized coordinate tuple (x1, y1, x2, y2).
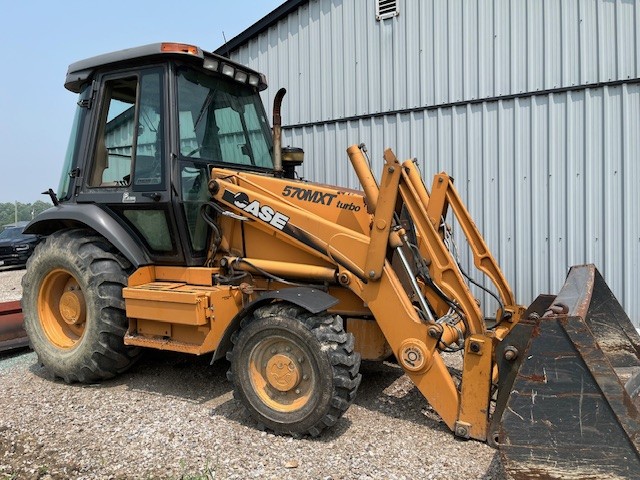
(173, 458, 221, 480)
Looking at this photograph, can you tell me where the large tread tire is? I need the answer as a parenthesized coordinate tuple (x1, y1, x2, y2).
(21, 228, 141, 383)
(227, 303, 361, 437)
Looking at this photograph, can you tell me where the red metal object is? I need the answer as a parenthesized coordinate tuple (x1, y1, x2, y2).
(0, 300, 28, 352)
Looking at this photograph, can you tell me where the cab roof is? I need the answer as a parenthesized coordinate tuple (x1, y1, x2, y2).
(65, 42, 267, 93)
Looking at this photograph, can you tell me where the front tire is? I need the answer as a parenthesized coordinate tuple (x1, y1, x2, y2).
(22, 229, 141, 383)
(227, 303, 362, 436)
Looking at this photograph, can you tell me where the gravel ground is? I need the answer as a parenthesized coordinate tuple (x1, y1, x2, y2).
(0, 268, 507, 480)
(0, 267, 25, 302)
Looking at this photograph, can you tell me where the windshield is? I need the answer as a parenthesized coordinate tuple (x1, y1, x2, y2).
(58, 85, 90, 199)
(177, 67, 273, 168)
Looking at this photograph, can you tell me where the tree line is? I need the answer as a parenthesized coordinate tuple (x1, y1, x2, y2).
(0, 201, 52, 228)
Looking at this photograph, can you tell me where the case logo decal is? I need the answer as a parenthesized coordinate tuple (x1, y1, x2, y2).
(222, 190, 290, 230)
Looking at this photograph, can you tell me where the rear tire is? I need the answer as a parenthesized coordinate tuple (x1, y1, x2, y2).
(22, 229, 141, 383)
(227, 303, 361, 436)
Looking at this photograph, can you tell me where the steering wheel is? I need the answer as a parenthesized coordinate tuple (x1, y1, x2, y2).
(186, 146, 203, 157)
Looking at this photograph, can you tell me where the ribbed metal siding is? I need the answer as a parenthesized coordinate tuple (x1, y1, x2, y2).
(226, 0, 640, 325)
(284, 85, 640, 324)
(231, 0, 640, 123)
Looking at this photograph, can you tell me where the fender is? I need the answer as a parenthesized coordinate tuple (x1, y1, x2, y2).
(24, 204, 151, 269)
(211, 287, 339, 363)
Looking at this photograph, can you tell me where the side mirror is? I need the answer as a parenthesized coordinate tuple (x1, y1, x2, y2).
(281, 147, 304, 179)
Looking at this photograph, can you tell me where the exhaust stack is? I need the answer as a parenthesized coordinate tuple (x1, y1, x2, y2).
(272, 88, 286, 177)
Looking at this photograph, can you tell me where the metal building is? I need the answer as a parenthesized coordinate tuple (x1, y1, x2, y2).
(216, 0, 640, 326)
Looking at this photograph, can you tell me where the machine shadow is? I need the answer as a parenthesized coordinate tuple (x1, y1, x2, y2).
(481, 451, 508, 480)
(26, 349, 354, 437)
(354, 359, 458, 434)
(28, 349, 232, 405)
(26, 350, 466, 443)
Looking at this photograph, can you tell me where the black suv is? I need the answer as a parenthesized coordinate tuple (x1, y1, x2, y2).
(0, 223, 41, 267)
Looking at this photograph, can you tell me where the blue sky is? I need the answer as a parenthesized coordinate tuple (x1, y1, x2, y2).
(0, 0, 285, 203)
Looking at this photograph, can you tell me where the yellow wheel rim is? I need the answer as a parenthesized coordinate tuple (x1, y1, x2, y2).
(248, 336, 315, 413)
(38, 269, 87, 349)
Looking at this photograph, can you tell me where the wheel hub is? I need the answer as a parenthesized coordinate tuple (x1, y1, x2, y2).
(39, 269, 87, 349)
(247, 336, 315, 412)
(59, 289, 86, 326)
(266, 353, 301, 392)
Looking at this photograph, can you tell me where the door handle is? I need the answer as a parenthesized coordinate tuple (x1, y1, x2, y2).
(142, 192, 162, 201)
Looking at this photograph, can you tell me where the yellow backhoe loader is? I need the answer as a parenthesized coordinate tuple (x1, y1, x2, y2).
(9, 43, 639, 478)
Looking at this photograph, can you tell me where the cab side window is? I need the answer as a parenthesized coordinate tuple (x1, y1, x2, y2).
(88, 71, 164, 189)
(134, 73, 163, 189)
(89, 77, 136, 187)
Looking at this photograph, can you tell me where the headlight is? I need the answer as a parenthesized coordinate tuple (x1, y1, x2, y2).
(248, 75, 260, 87)
(221, 64, 235, 78)
(15, 245, 30, 252)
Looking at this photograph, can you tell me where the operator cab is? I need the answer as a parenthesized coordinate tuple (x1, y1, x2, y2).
(57, 43, 274, 266)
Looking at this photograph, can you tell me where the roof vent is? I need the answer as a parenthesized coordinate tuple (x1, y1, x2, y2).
(376, 0, 399, 21)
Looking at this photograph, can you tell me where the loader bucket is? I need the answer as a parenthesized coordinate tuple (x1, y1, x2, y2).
(495, 264, 640, 479)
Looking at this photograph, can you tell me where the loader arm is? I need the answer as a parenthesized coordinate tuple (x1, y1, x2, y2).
(210, 163, 462, 428)
(209, 146, 524, 439)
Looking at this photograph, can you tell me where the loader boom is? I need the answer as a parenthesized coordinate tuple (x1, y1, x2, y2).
(209, 146, 524, 439)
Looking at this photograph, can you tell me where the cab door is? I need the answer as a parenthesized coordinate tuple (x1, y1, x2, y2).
(75, 66, 186, 265)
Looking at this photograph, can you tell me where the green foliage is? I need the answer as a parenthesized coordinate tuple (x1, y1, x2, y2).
(0, 200, 51, 227)
(175, 459, 219, 480)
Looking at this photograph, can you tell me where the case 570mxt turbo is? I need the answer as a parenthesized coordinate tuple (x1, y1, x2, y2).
(4, 43, 639, 478)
